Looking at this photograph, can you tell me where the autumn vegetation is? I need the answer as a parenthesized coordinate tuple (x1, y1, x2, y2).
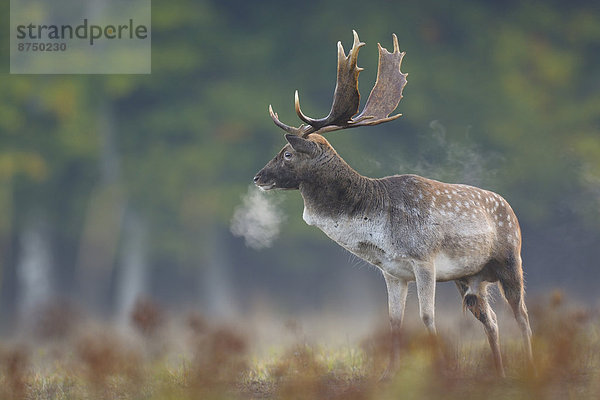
(0, 292, 596, 399)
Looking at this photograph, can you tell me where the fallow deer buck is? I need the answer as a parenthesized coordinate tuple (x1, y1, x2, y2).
(254, 31, 533, 378)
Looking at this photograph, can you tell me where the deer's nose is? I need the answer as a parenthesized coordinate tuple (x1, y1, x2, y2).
(253, 174, 261, 183)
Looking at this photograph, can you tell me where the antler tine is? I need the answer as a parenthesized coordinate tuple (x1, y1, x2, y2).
(269, 105, 301, 135)
(294, 30, 365, 131)
(294, 90, 313, 126)
(269, 104, 315, 136)
(348, 29, 365, 73)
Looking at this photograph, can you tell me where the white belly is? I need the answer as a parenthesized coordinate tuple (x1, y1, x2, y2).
(303, 207, 491, 282)
(433, 252, 486, 281)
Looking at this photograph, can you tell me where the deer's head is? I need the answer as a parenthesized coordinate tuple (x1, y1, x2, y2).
(254, 30, 407, 191)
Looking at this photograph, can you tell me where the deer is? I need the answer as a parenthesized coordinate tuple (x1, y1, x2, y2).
(253, 30, 533, 378)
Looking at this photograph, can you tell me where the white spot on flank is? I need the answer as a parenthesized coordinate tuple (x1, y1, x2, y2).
(477, 194, 481, 199)
(508, 221, 512, 227)
(452, 190, 457, 195)
(435, 190, 441, 195)
(464, 201, 470, 208)
(444, 189, 449, 194)
(446, 202, 451, 208)
(498, 221, 504, 227)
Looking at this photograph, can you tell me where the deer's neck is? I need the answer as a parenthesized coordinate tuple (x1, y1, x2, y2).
(299, 158, 385, 224)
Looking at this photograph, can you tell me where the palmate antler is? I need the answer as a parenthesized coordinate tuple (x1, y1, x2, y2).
(269, 30, 407, 138)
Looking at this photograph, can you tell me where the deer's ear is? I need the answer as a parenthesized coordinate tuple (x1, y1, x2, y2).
(285, 134, 318, 155)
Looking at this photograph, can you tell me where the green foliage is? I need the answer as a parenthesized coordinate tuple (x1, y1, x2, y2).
(1, 0, 599, 271)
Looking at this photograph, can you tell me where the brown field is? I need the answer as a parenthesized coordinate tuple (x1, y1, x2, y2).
(1, 292, 599, 400)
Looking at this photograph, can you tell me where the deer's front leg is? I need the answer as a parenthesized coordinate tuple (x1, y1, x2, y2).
(414, 264, 437, 335)
(382, 272, 408, 379)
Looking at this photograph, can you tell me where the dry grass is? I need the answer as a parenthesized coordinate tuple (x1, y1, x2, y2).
(1, 292, 599, 400)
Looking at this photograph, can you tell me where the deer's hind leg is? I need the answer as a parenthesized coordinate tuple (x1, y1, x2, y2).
(497, 254, 534, 370)
(456, 278, 505, 377)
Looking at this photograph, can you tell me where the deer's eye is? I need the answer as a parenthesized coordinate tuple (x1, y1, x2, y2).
(284, 151, 293, 160)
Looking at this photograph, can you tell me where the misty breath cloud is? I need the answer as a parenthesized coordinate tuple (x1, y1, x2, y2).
(231, 186, 285, 249)
(395, 120, 503, 187)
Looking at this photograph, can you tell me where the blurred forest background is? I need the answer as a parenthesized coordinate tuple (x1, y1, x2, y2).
(0, 0, 599, 335)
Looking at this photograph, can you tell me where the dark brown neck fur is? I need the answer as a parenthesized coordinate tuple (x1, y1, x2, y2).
(299, 153, 387, 218)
